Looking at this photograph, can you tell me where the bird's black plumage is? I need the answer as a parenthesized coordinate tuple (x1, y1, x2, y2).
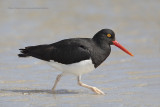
(18, 29, 134, 95)
(18, 29, 115, 68)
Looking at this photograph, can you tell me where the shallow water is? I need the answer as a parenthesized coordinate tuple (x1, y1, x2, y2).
(0, 0, 160, 107)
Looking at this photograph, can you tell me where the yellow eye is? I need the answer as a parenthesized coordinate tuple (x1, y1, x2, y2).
(107, 34, 111, 37)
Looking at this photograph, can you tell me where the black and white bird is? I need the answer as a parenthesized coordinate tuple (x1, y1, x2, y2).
(18, 29, 133, 95)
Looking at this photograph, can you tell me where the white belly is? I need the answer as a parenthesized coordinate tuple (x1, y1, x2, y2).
(48, 59, 95, 76)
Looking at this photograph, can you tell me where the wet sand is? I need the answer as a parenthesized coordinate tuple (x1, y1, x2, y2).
(0, 0, 160, 107)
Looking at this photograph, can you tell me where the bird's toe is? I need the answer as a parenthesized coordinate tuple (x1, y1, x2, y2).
(91, 87, 105, 95)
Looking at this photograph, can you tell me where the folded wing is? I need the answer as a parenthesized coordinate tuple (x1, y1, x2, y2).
(18, 39, 91, 64)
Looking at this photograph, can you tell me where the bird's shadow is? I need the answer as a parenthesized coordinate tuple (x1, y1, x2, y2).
(1, 89, 81, 95)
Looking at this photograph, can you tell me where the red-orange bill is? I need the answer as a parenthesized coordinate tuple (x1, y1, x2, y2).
(112, 40, 134, 56)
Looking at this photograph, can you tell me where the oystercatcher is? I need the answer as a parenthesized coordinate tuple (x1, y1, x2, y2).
(18, 29, 133, 95)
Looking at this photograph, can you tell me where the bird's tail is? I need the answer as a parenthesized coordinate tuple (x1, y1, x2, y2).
(18, 44, 52, 61)
(18, 46, 36, 57)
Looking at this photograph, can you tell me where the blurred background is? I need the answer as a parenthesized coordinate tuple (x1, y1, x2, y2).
(0, 0, 160, 107)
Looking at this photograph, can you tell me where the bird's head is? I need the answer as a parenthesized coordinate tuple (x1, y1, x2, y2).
(93, 29, 133, 56)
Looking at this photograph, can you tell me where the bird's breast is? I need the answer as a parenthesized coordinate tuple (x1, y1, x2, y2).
(90, 44, 111, 68)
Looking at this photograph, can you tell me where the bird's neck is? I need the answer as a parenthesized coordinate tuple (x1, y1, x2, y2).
(91, 37, 111, 68)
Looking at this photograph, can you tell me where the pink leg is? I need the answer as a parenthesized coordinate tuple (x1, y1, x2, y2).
(52, 74, 63, 91)
(77, 75, 105, 95)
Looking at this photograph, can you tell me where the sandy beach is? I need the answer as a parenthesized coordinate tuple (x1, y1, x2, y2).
(0, 0, 160, 107)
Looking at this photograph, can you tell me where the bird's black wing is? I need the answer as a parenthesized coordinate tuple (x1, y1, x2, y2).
(18, 38, 91, 64)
